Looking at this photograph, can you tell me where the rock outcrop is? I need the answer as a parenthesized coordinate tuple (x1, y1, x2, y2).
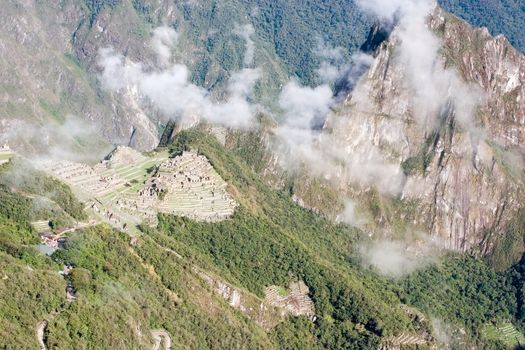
(299, 7, 525, 256)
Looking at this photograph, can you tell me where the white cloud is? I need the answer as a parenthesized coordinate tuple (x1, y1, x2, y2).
(357, 0, 434, 20)
(150, 26, 179, 67)
(278, 81, 333, 130)
(275, 76, 405, 196)
(0, 117, 111, 163)
(98, 28, 261, 129)
(360, 235, 443, 278)
(315, 39, 346, 84)
(233, 24, 256, 66)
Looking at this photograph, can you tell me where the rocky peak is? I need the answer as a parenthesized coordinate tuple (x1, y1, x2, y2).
(312, 7, 525, 259)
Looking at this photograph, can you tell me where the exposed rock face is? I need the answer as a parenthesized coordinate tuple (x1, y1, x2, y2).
(0, 1, 160, 152)
(324, 8, 525, 253)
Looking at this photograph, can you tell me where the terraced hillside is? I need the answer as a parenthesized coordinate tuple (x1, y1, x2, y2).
(44, 146, 237, 234)
(482, 322, 525, 348)
(145, 152, 237, 221)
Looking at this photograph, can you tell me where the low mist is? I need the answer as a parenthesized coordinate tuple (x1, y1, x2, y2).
(98, 26, 261, 130)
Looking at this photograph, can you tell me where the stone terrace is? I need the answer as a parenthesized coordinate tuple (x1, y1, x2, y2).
(264, 281, 315, 320)
(142, 152, 237, 222)
(43, 147, 237, 234)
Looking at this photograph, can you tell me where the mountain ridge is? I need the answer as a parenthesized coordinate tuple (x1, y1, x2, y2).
(2, 1, 525, 349)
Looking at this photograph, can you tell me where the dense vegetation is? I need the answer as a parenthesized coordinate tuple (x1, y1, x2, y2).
(47, 226, 274, 349)
(439, 0, 525, 53)
(237, 0, 371, 85)
(2, 128, 525, 349)
(505, 255, 525, 334)
(0, 252, 65, 350)
(401, 256, 515, 337)
(0, 188, 66, 349)
(0, 186, 39, 247)
(0, 160, 86, 222)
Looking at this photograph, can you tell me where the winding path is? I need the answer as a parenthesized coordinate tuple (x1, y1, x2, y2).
(35, 320, 48, 350)
(151, 330, 171, 350)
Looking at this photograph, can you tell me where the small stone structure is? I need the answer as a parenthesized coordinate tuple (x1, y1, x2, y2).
(264, 281, 316, 320)
(0, 143, 14, 165)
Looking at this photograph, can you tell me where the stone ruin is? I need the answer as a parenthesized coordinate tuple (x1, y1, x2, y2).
(0, 142, 14, 165)
(43, 147, 237, 233)
(264, 281, 316, 320)
(140, 151, 237, 222)
(198, 268, 316, 330)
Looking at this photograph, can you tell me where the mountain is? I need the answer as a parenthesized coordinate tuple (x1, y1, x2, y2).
(2, 1, 525, 349)
(0, 0, 374, 154)
(288, 6, 525, 270)
(3, 0, 523, 156)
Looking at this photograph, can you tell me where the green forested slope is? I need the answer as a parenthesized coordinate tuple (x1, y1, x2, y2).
(1, 129, 525, 348)
(439, 0, 525, 53)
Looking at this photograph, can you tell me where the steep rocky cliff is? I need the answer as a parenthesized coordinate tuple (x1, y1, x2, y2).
(0, 1, 161, 152)
(297, 7, 525, 260)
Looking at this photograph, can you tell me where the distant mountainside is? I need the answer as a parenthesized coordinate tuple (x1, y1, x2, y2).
(83, 0, 373, 84)
(3, 1, 525, 349)
(0, 0, 372, 154)
(1, 0, 524, 156)
(439, 0, 525, 53)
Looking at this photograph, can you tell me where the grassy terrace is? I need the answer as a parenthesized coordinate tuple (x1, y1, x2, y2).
(0, 150, 15, 164)
(31, 220, 51, 233)
(46, 146, 236, 235)
(98, 152, 169, 202)
(42, 149, 169, 235)
(482, 322, 525, 348)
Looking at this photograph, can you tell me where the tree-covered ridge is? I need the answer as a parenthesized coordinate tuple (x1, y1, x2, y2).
(439, 0, 525, 53)
(83, 0, 525, 92)
(160, 128, 525, 348)
(1, 128, 525, 348)
(239, 0, 371, 84)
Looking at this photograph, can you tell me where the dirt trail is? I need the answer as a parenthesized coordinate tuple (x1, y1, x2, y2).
(55, 220, 100, 236)
(35, 266, 79, 350)
(151, 329, 172, 350)
(36, 320, 48, 350)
